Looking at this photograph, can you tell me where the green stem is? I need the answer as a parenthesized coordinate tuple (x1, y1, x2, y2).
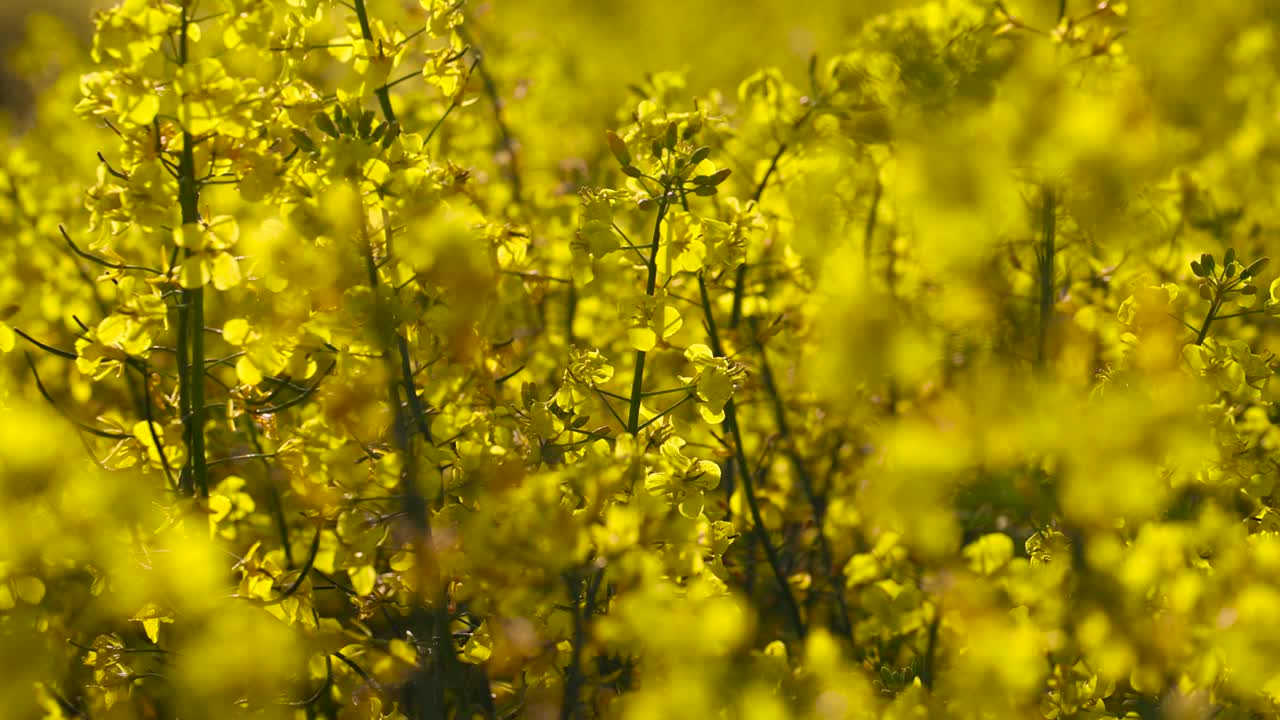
(725, 401, 806, 638)
(698, 275, 734, 517)
(627, 195, 669, 433)
(863, 177, 882, 266)
(921, 603, 942, 690)
(730, 104, 818, 328)
(176, 2, 207, 497)
(698, 275, 806, 639)
(635, 394, 693, 431)
(1195, 295, 1221, 346)
(627, 352, 648, 434)
(351, 2, 488, 715)
(359, 197, 449, 718)
(559, 569, 601, 720)
(244, 413, 293, 568)
(183, 154, 206, 498)
(457, 24, 523, 203)
(755, 340, 852, 639)
(1036, 185, 1057, 369)
(352, 0, 432, 447)
(1213, 308, 1264, 321)
(174, 294, 191, 496)
(351, 0, 396, 124)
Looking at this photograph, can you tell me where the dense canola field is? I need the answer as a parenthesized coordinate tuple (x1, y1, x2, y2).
(3, 0, 1280, 718)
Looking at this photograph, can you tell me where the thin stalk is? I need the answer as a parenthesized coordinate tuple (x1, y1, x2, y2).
(174, 299, 191, 495)
(359, 200, 448, 719)
(560, 569, 601, 720)
(1195, 295, 1222, 346)
(755, 343, 852, 639)
(698, 275, 805, 638)
(626, 194, 670, 433)
(422, 58, 481, 146)
(1214, 308, 1265, 321)
(1036, 185, 1057, 369)
(863, 177, 882, 266)
(180, 136, 207, 497)
(176, 1, 208, 497)
(350, 2, 487, 716)
(244, 413, 294, 568)
(725, 402, 806, 638)
(698, 276, 734, 520)
(457, 24, 523, 203)
(566, 281, 578, 344)
(351, 0, 396, 124)
(140, 365, 179, 492)
(921, 603, 942, 690)
(730, 105, 818, 328)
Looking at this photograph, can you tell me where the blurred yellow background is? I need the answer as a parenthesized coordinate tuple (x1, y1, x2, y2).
(0, 0, 106, 116)
(0, 0, 911, 120)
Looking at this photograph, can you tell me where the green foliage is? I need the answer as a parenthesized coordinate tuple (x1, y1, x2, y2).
(6, 0, 1280, 718)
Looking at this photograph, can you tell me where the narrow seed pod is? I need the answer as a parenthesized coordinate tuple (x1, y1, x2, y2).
(606, 130, 631, 167)
(1244, 257, 1270, 278)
